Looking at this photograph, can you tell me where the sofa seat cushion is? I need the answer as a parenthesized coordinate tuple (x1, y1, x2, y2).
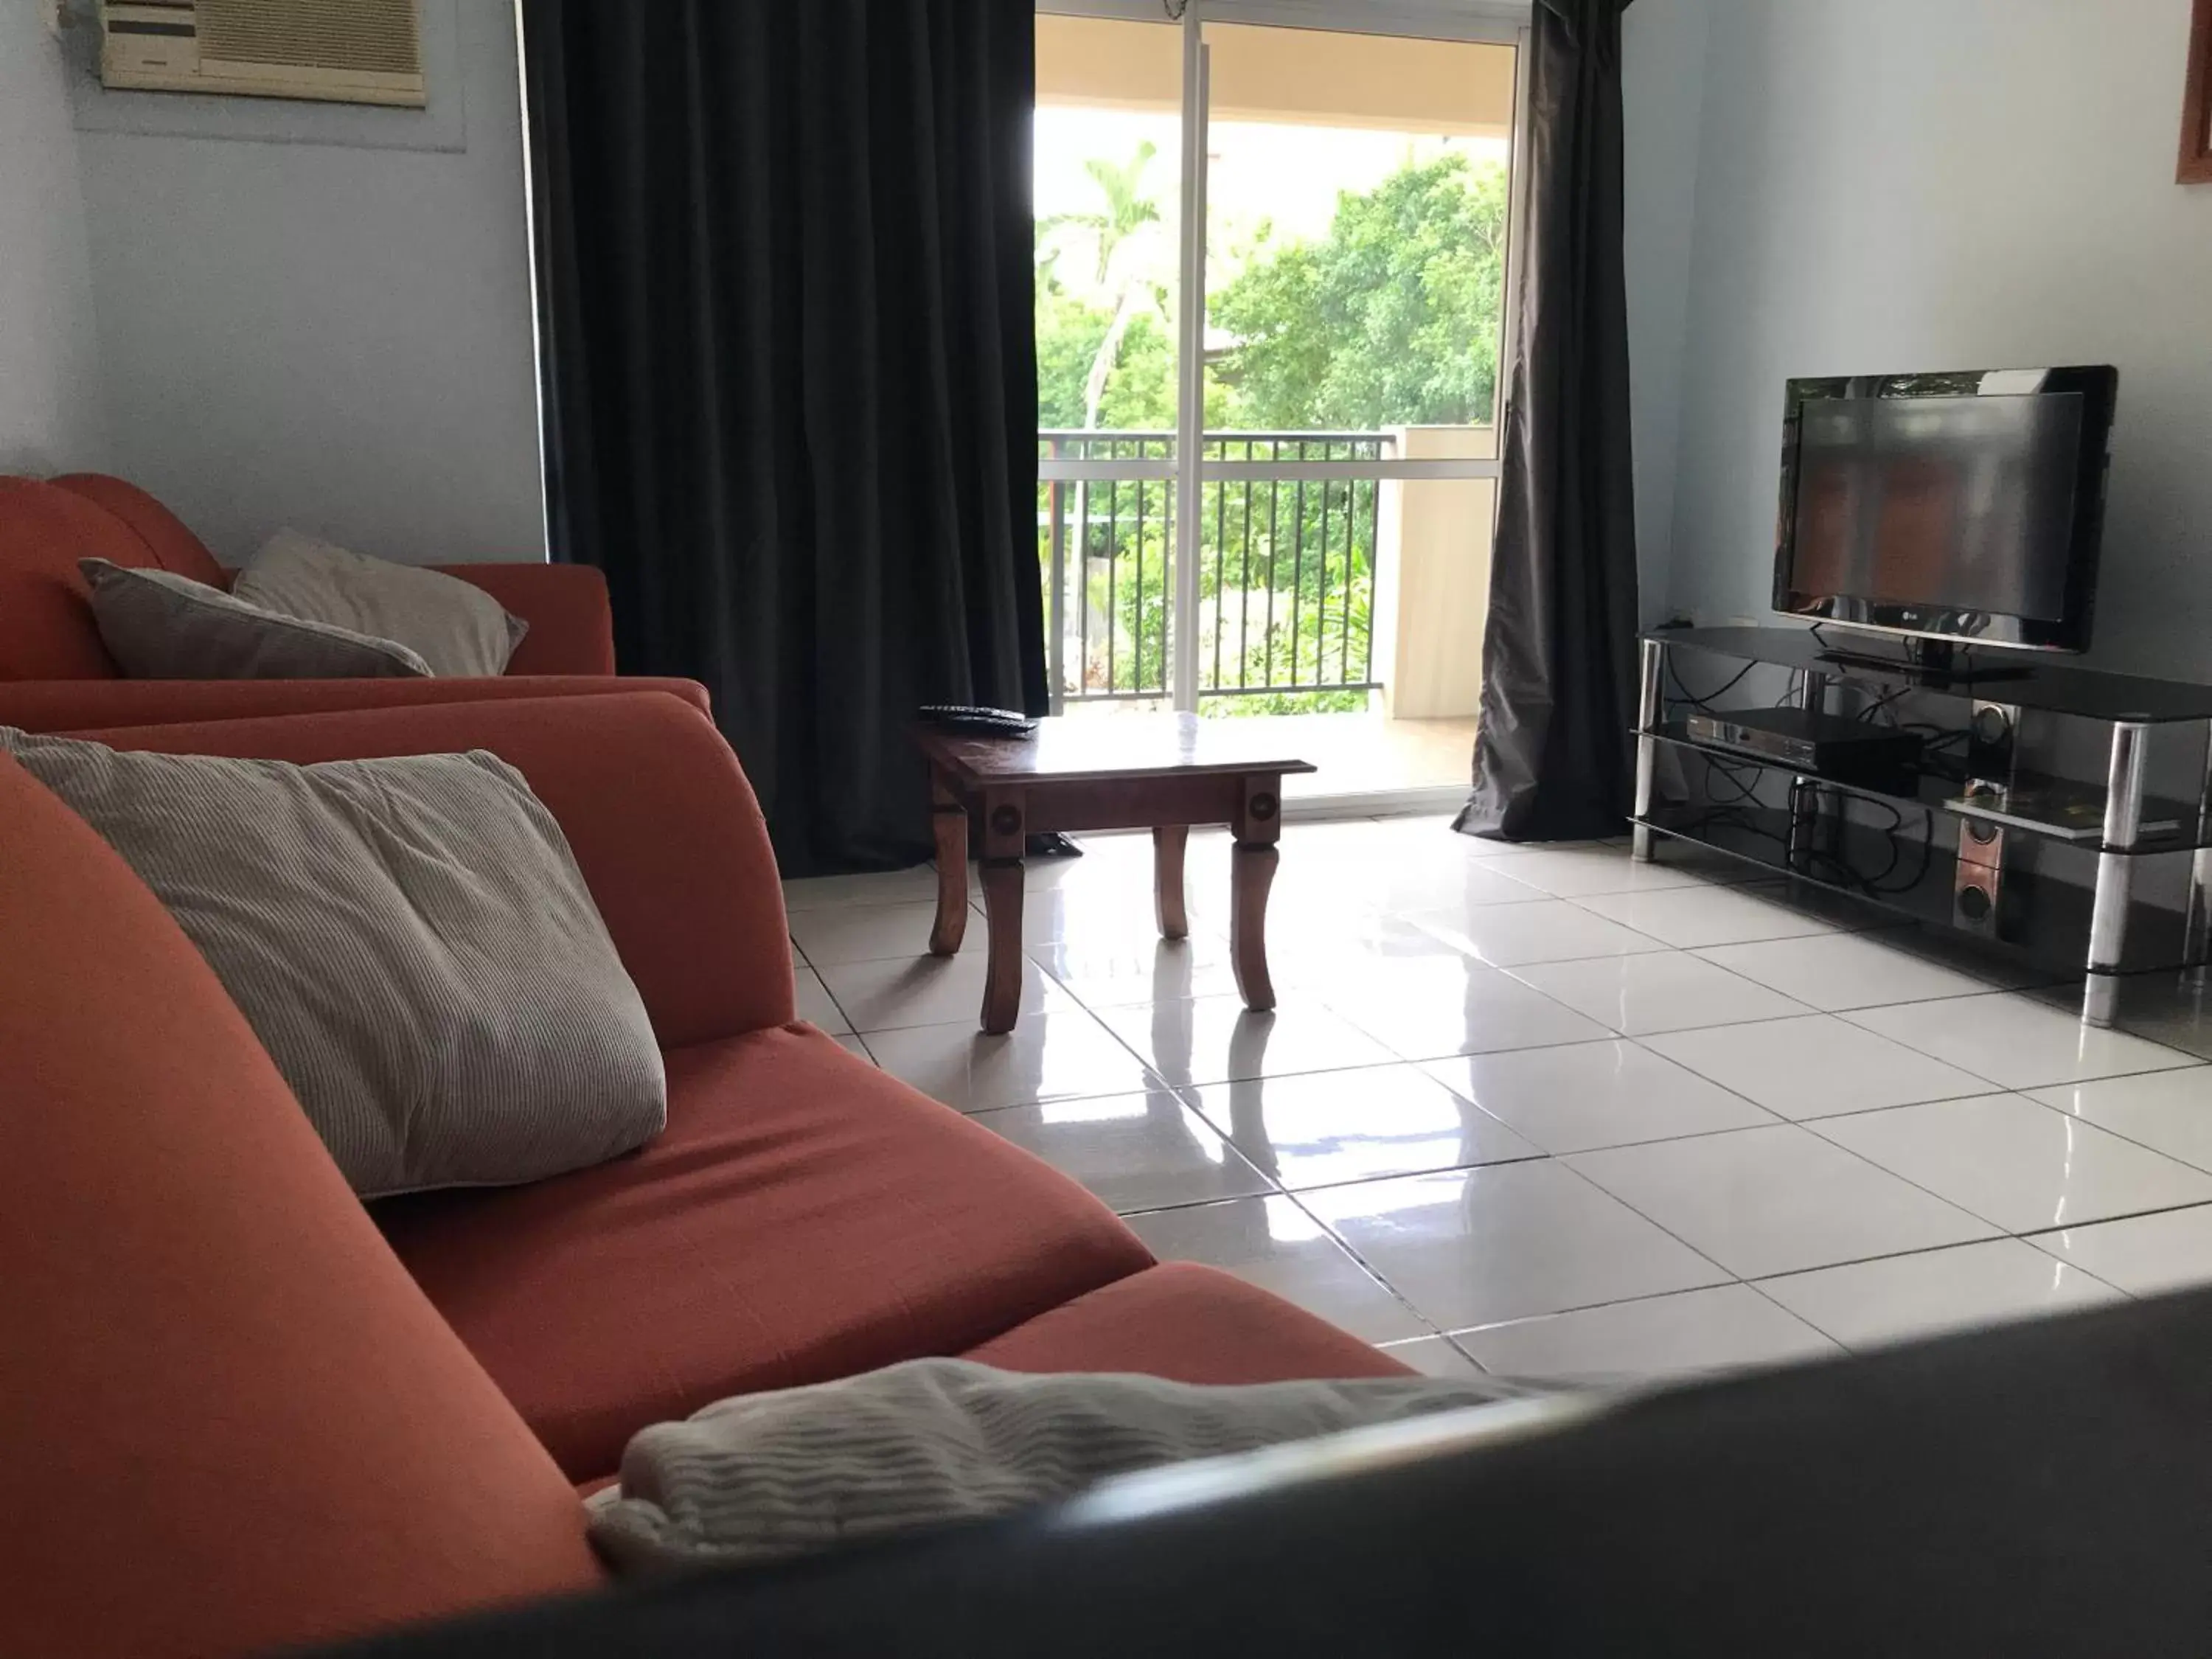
(967, 1263, 1415, 1383)
(374, 1024, 1156, 1480)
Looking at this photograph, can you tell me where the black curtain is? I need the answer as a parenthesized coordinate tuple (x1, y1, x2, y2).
(1458, 0, 1641, 844)
(523, 1, 1045, 877)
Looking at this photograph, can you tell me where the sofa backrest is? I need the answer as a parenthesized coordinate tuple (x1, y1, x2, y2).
(51, 471, 229, 584)
(0, 474, 227, 681)
(0, 478, 145, 678)
(0, 751, 607, 1658)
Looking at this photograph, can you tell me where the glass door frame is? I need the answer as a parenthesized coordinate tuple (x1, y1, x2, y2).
(1037, 0, 1535, 712)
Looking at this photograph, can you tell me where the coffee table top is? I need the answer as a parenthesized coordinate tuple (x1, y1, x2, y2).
(916, 713, 1318, 787)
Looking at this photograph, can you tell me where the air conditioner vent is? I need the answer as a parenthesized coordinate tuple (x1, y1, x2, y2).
(195, 0, 421, 77)
(100, 0, 427, 108)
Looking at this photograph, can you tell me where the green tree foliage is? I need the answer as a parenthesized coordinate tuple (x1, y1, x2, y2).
(1037, 150, 1507, 435)
(1037, 143, 1172, 431)
(1036, 289, 1177, 431)
(1034, 147, 1508, 707)
(1209, 153, 1508, 430)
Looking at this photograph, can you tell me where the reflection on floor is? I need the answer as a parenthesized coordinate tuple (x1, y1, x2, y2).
(785, 816, 2212, 1388)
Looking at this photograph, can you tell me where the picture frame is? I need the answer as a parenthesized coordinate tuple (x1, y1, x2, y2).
(2183, 0, 2212, 184)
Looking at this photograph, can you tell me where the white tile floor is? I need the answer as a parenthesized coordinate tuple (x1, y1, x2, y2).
(784, 815, 2212, 1389)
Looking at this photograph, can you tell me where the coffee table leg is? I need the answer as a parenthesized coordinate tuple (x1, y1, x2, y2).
(1153, 825, 1190, 940)
(1230, 775, 1283, 1012)
(978, 787, 1026, 1034)
(928, 769, 969, 956)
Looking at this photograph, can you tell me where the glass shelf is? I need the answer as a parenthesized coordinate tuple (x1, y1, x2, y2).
(1638, 802, 2193, 976)
(1643, 723, 2212, 855)
(1656, 625, 2212, 725)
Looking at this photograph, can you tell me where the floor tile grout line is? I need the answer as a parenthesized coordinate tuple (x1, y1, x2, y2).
(1624, 1017, 2014, 1121)
(1826, 991, 2208, 1087)
(1796, 1090, 2212, 1202)
(1743, 1234, 2137, 1302)
(1585, 1100, 2017, 1252)
(2003, 1193, 2212, 1245)
(2008, 1089, 2212, 1178)
(1256, 1184, 1469, 1353)
(804, 965, 869, 1043)
(1485, 970, 1825, 1042)
(1481, 1153, 1744, 1303)
(1629, 1013, 2012, 1103)
(1563, 1119, 1989, 1286)
(1425, 1227, 2148, 1349)
(1731, 1276, 1852, 1354)
(1433, 1279, 1820, 1346)
(1553, 881, 1876, 952)
(1097, 1118, 2212, 1272)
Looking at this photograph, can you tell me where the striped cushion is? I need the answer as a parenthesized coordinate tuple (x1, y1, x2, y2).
(78, 557, 434, 679)
(236, 531, 529, 678)
(585, 1358, 1521, 1573)
(0, 728, 666, 1199)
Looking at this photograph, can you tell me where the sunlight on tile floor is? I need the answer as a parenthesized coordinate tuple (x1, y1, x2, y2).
(785, 815, 2212, 1388)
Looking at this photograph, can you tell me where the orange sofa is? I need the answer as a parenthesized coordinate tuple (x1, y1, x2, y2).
(0, 472, 714, 728)
(1, 689, 1404, 1659)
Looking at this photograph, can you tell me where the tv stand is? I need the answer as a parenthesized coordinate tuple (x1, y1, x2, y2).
(1808, 629, 2033, 687)
(1632, 626, 2212, 1029)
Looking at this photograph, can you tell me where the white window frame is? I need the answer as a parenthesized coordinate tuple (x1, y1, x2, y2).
(1037, 0, 1532, 706)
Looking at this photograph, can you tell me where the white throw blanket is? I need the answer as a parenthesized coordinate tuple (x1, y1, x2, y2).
(588, 1358, 1525, 1573)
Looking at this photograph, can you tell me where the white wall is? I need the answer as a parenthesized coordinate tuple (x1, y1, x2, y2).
(73, 0, 544, 565)
(1621, 0, 1713, 621)
(0, 0, 109, 473)
(1641, 0, 2212, 680)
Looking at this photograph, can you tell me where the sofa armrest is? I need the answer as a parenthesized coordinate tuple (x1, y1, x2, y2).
(67, 692, 794, 1046)
(432, 563, 616, 676)
(0, 673, 709, 734)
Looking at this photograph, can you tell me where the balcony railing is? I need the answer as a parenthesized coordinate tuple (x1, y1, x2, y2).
(1039, 431, 1391, 711)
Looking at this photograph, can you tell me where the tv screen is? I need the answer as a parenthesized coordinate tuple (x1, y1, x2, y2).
(1774, 368, 2116, 653)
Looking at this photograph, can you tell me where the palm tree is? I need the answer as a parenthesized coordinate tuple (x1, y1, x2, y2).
(1040, 142, 1166, 431)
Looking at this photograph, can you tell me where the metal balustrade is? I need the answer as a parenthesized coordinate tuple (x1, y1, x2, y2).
(1039, 431, 1391, 710)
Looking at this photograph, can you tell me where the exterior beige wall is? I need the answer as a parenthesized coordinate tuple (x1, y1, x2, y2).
(1373, 426, 1496, 720)
(1037, 17, 1515, 138)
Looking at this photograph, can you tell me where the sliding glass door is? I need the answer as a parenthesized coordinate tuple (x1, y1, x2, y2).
(1037, 1, 1525, 727)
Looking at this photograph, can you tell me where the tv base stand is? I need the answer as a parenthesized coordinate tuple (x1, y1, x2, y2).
(1632, 627, 2212, 1029)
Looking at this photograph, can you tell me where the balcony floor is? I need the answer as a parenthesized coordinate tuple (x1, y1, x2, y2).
(1268, 713, 1475, 805)
(1059, 705, 1476, 808)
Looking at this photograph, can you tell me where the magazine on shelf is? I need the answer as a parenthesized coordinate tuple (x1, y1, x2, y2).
(1944, 783, 2181, 844)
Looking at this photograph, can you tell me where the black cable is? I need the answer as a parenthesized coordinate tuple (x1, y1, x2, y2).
(1674, 741, 1940, 900)
(1857, 685, 1918, 726)
(1665, 656, 1759, 713)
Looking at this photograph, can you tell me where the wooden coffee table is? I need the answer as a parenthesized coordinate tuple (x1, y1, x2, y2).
(914, 714, 1317, 1034)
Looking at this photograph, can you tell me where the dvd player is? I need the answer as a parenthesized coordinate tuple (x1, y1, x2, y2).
(1684, 708, 1925, 776)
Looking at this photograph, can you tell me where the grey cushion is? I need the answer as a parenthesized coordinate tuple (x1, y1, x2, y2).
(78, 557, 432, 680)
(0, 728, 666, 1199)
(585, 1359, 1523, 1573)
(235, 530, 527, 678)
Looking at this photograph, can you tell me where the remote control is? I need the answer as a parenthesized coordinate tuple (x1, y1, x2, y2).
(918, 704, 1038, 737)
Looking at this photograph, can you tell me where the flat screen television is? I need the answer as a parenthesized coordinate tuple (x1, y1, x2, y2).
(1773, 366, 2118, 653)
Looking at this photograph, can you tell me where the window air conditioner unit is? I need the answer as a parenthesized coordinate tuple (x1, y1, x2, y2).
(99, 0, 427, 109)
